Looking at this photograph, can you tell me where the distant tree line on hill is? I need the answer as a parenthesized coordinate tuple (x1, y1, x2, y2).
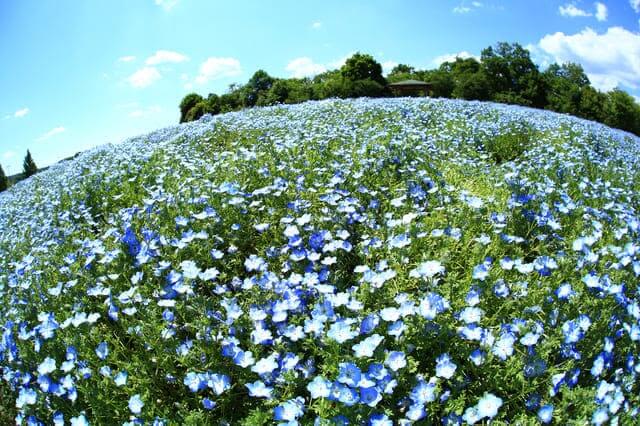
(0, 150, 39, 193)
(179, 42, 640, 136)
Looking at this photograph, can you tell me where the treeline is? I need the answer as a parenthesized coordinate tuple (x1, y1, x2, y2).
(179, 42, 640, 136)
(0, 150, 38, 193)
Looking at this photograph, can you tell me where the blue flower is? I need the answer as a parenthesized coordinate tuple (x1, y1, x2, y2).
(435, 353, 457, 379)
(95, 341, 109, 360)
(385, 351, 407, 371)
(202, 398, 216, 410)
(352, 334, 384, 358)
(537, 404, 553, 423)
(337, 362, 362, 387)
(274, 397, 305, 422)
(245, 380, 273, 398)
(360, 386, 382, 407)
(477, 392, 503, 419)
(307, 376, 331, 399)
(128, 394, 144, 414)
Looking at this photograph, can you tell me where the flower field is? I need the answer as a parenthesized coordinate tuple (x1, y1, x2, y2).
(1, 97, 640, 425)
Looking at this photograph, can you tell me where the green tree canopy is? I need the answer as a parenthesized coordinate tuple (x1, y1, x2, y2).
(603, 89, 640, 135)
(0, 164, 8, 192)
(23, 150, 38, 178)
(340, 53, 386, 85)
(179, 93, 203, 123)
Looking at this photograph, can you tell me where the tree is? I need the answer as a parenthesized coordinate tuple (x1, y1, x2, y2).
(179, 93, 203, 123)
(243, 70, 275, 107)
(603, 89, 640, 135)
(543, 63, 590, 114)
(184, 101, 209, 122)
(481, 42, 546, 107)
(341, 53, 386, 86)
(23, 150, 38, 177)
(390, 64, 415, 75)
(0, 164, 8, 192)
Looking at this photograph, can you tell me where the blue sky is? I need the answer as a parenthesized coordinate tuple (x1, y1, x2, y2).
(1, 0, 639, 175)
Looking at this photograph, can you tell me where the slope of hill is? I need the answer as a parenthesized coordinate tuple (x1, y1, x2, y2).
(1, 98, 639, 424)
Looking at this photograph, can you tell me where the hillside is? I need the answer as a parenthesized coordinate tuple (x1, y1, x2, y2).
(1, 98, 640, 425)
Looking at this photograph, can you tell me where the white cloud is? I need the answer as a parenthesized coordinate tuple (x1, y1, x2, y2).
(453, 1, 483, 13)
(381, 60, 399, 75)
(145, 50, 188, 65)
(285, 57, 327, 78)
(118, 55, 136, 63)
(195, 57, 242, 84)
(154, 0, 178, 11)
(3, 150, 15, 160)
(538, 26, 640, 91)
(14, 107, 29, 118)
(311, 21, 322, 29)
(559, 4, 592, 17)
(127, 67, 162, 88)
(595, 2, 608, 21)
(453, 6, 471, 13)
(631, 0, 640, 13)
(36, 126, 65, 142)
(432, 51, 479, 66)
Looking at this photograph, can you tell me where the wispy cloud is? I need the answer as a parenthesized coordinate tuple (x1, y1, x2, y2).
(311, 21, 322, 29)
(4, 107, 30, 119)
(127, 67, 162, 88)
(195, 57, 242, 84)
(14, 107, 30, 118)
(453, 1, 483, 14)
(36, 126, 65, 142)
(118, 55, 136, 63)
(145, 50, 188, 65)
(559, 4, 591, 17)
(154, 0, 178, 11)
(285, 57, 326, 78)
(2, 150, 16, 160)
(631, 0, 640, 13)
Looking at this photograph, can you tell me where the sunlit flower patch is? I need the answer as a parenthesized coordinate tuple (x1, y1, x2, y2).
(1, 97, 640, 424)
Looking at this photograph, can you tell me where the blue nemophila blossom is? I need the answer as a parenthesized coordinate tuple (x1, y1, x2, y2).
(353, 334, 384, 358)
(128, 394, 144, 414)
(307, 376, 332, 399)
(537, 404, 554, 423)
(436, 353, 457, 379)
(95, 342, 108, 360)
(246, 380, 273, 398)
(337, 362, 361, 387)
(477, 393, 503, 419)
(274, 397, 305, 422)
(385, 351, 407, 371)
(409, 260, 445, 280)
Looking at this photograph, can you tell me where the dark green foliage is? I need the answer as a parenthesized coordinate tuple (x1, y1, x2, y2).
(481, 121, 534, 164)
(23, 150, 38, 178)
(243, 70, 275, 107)
(481, 42, 547, 107)
(0, 164, 8, 192)
(176, 44, 640, 136)
(179, 93, 203, 123)
(340, 52, 386, 85)
(603, 89, 640, 135)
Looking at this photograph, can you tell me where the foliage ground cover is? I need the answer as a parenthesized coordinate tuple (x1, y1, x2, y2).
(1, 98, 640, 425)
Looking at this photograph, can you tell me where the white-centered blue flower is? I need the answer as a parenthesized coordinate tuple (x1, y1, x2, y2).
(128, 394, 144, 414)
